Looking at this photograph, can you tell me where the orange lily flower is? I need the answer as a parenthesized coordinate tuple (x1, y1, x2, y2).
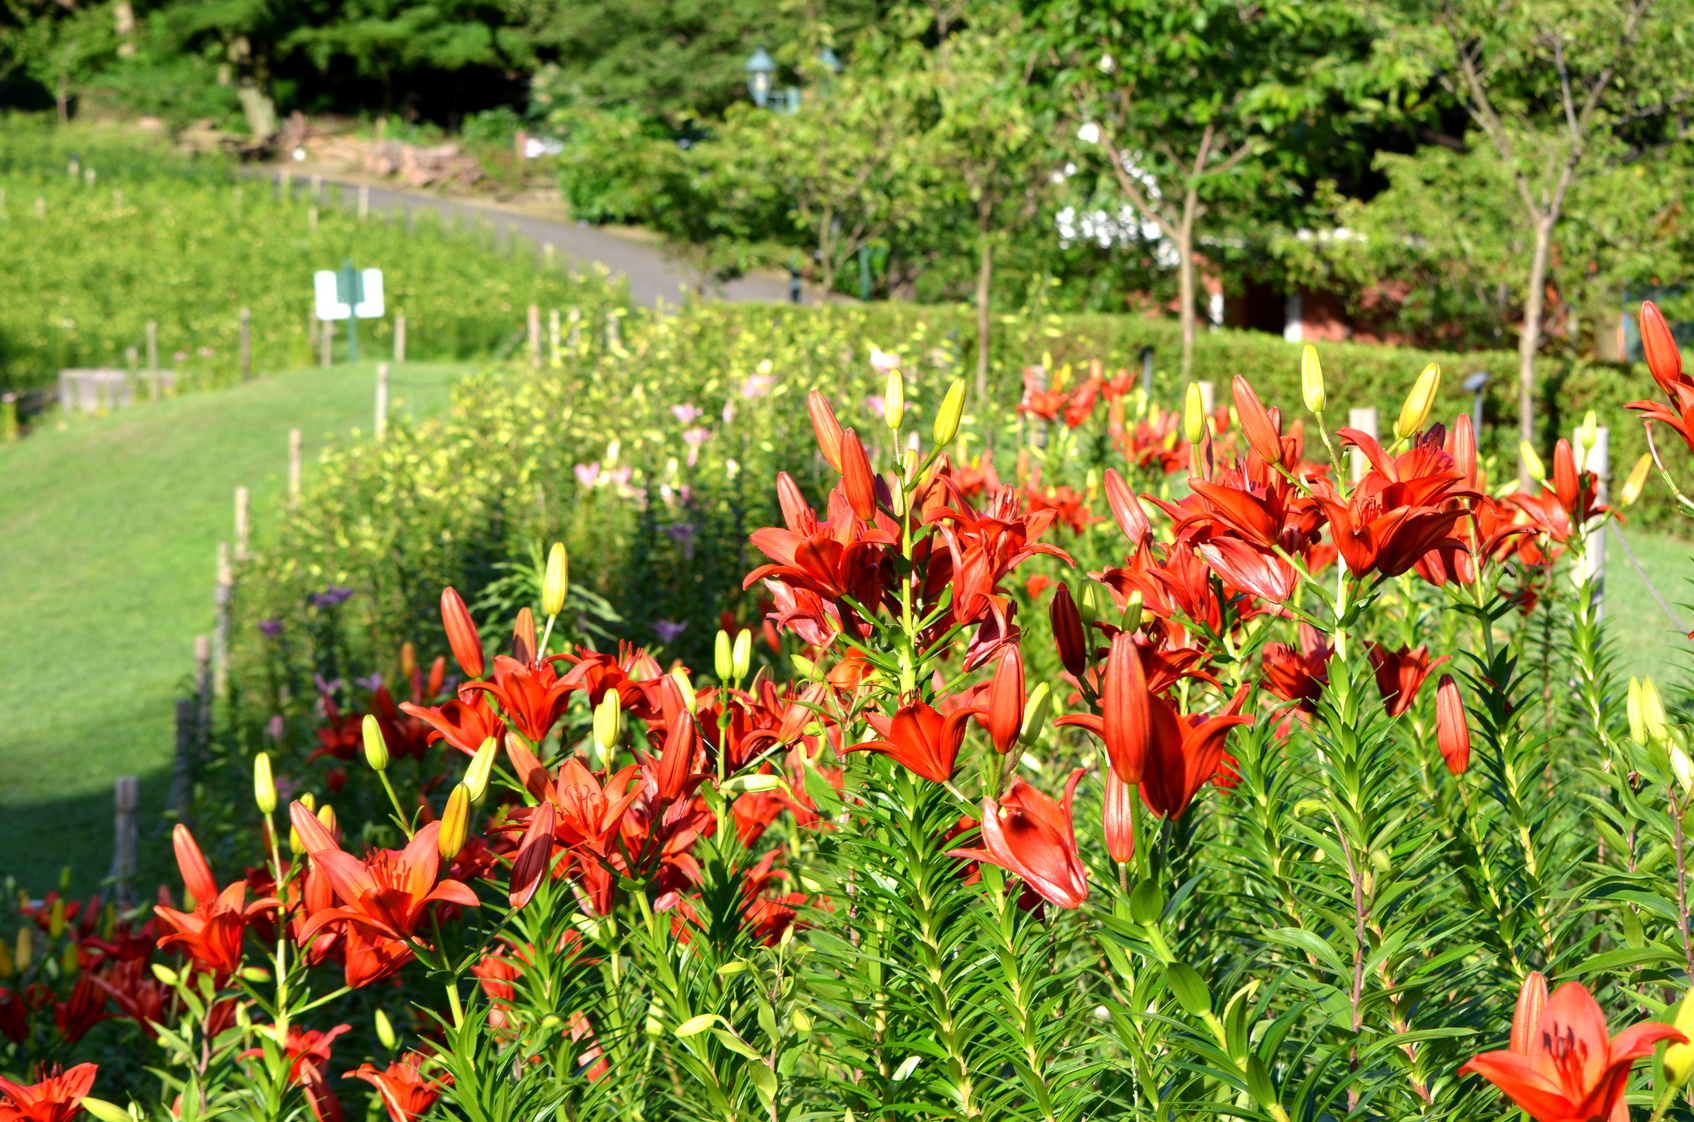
(1627, 300, 1694, 455)
(154, 824, 279, 978)
(345, 1055, 448, 1122)
(0, 1063, 99, 1122)
(1460, 978, 1682, 1122)
(947, 769, 1089, 909)
(461, 655, 575, 743)
(845, 699, 982, 784)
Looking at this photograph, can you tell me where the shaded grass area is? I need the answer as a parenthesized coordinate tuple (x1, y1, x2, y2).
(0, 363, 471, 895)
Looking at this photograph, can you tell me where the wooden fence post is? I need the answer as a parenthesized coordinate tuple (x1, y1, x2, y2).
(234, 487, 250, 561)
(288, 429, 303, 506)
(567, 307, 582, 354)
(358, 183, 369, 220)
(527, 304, 542, 369)
(238, 307, 251, 381)
(543, 242, 555, 268)
(375, 363, 389, 440)
(171, 697, 195, 827)
(146, 319, 158, 374)
(213, 545, 231, 699)
(549, 308, 561, 366)
(311, 173, 322, 202)
(308, 204, 318, 235)
(1348, 407, 1378, 484)
(394, 313, 406, 364)
(193, 634, 212, 757)
(111, 776, 139, 910)
(321, 317, 333, 367)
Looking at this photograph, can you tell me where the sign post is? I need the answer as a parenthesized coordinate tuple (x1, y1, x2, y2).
(313, 260, 385, 365)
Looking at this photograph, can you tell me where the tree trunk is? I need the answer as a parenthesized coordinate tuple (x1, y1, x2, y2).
(818, 206, 835, 305)
(55, 73, 69, 125)
(975, 237, 994, 405)
(1517, 212, 1554, 489)
(1177, 187, 1200, 380)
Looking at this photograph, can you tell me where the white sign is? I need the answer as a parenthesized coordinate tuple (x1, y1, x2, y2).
(313, 268, 385, 321)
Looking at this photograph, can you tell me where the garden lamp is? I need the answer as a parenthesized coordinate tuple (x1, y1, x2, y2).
(1463, 371, 1490, 434)
(745, 48, 776, 108)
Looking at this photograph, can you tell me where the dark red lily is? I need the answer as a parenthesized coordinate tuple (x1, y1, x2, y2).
(947, 769, 1089, 909)
(1368, 643, 1449, 718)
(1138, 686, 1252, 820)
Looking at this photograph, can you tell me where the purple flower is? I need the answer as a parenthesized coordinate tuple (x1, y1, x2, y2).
(654, 619, 688, 644)
(741, 374, 774, 399)
(865, 395, 886, 419)
(266, 715, 285, 742)
(671, 404, 702, 424)
(664, 521, 697, 559)
(311, 585, 354, 608)
(313, 673, 343, 698)
(355, 672, 384, 692)
(258, 619, 283, 639)
(575, 462, 601, 488)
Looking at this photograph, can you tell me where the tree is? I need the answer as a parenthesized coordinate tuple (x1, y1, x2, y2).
(0, 0, 117, 122)
(1032, 0, 1379, 378)
(1373, 0, 1694, 484)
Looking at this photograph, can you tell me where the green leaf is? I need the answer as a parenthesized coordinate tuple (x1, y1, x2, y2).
(1166, 962, 1212, 1017)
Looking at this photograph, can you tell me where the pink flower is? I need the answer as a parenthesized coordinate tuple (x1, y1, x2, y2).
(742, 375, 774, 398)
(682, 427, 711, 448)
(574, 462, 600, 488)
(671, 404, 702, 424)
(864, 395, 886, 419)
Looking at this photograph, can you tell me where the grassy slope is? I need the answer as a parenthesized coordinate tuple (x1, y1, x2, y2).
(0, 363, 471, 894)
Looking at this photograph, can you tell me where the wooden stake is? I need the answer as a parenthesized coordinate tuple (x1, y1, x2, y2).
(543, 242, 555, 268)
(394, 312, 406, 363)
(308, 204, 318, 234)
(321, 317, 333, 367)
(549, 308, 561, 366)
(146, 319, 158, 372)
(213, 546, 232, 698)
(1348, 407, 1378, 484)
(311, 173, 322, 202)
(527, 304, 542, 369)
(111, 776, 139, 909)
(358, 183, 369, 220)
(192, 634, 212, 757)
(238, 307, 251, 381)
(171, 697, 195, 826)
(567, 307, 582, 353)
(234, 487, 250, 561)
(288, 429, 303, 505)
(375, 362, 389, 440)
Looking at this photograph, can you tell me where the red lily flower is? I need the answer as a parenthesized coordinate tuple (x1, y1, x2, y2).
(90, 959, 171, 1039)
(1368, 643, 1449, 718)
(1627, 300, 1694, 455)
(461, 655, 575, 743)
(0, 1063, 98, 1122)
(1460, 979, 1683, 1122)
(51, 975, 110, 1045)
(346, 1055, 447, 1122)
(0, 989, 26, 1045)
(241, 1023, 351, 1085)
(1054, 631, 1150, 783)
(1138, 686, 1252, 820)
(846, 699, 982, 784)
(398, 690, 504, 756)
(299, 1063, 344, 1122)
(1311, 428, 1476, 578)
(930, 486, 1073, 628)
(1435, 673, 1470, 775)
(289, 803, 480, 987)
(1260, 633, 1331, 712)
(1018, 388, 1068, 421)
(947, 769, 1089, 909)
(154, 825, 279, 978)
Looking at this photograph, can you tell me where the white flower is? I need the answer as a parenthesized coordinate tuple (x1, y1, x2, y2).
(1076, 121, 1101, 145)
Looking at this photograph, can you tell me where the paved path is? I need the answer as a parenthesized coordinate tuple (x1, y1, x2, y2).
(257, 170, 811, 307)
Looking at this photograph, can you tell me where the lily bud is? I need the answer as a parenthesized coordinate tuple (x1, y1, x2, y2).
(1050, 582, 1087, 678)
(48, 898, 64, 939)
(542, 542, 569, 617)
(885, 368, 905, 430)
(840, 428, 878, 521)
(1638, 676, 1669, 745)
(1674, 746, 1694, 798)
(933, 379, 967, 446)
(593, 691, 623, 762)
(671, 668, 697, 713)
(1122, 590, 1144, 633)
(1183, 382, 1205, 444)
(1666, 992, 1694, 1086)
(254, 751, 277, 814)
(985, 647, 1025, 754)
(1577, 410, 1599, 460)
(441, 587, 484, 679)
(361, 714, 390, 772)
(375, 1008, 398, 1051)
(316, 803, 337, 838)
(464, 737, 497, 801)
(400, 642, 417, 681)
(1642, 300, 1684, 387)
(61, 942, 77, 977)
(0, 936, 11, 978)
(732, 628, 752, 680)
(1621, 452, 1653, 507)
(807, 389, 845, 472)
(14, 928, 29, 972)
(1021, 681, 1052, 747)
(1103, 769, 1136, 864)
(1395, 362, 1440, 440)
(1510, 972, 1548, 1055)
(714, 629, 733, 681)
(1435, 673, 1470, 775)
(1300, 345, 1326, 414)
(1520, 441, 1546, 484)
(439, 784, 471, 862)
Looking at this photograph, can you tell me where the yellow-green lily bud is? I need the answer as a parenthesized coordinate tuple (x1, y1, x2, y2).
(1521, 441, 1546, 484)
(542, 542, 569, 617)
(464, 736, 497, 801)
(375, 1008, 398, 1051)
(714, 629, 733, 681)
(438, 784, 471, 862)
(593, 691, 622, 763)
(732, 628, 752, 680)
(672, 668, 697, 713)
(1640, 676, 1668, 745)
(1395, 362, 1440, 440)
(1183, 382, 1205, 444)
(885, 368, 905, 430)
(1621, 453, 1652, 507)
(1020, 682, 1052, 747)
(15, 928, 30, 972)
(1578, 410, 1599, 460)
(932, 379, 966, 447)
(1122, 590, 1144, 633)
(1673, 746, 1694, 798)
(1667, 993, 1694, 1085)
(253, 751, 277, 815)
(1300, 345, 1325, 414)
(361, 714, 390, 772)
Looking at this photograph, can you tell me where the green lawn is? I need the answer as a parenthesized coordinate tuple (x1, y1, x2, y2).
(0, 363, 472, 895)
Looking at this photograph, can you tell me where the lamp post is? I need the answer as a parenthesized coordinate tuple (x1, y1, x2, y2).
(1463, 371, 1490, 435)
(745, 48, 776, 109)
